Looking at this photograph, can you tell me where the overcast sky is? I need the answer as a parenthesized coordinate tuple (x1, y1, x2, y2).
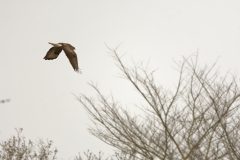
(1, 0, 240, 159)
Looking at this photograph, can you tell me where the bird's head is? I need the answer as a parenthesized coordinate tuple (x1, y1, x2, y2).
(48, 42, 62, 47)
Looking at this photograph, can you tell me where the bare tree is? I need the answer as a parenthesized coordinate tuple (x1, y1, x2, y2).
(77, 47, 240, 160)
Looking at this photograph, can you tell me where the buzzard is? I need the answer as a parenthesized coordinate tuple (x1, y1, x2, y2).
(43, 42, 81, 73)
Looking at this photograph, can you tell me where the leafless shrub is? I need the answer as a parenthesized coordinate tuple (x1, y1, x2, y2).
(74, 150, 143, 160)
(74, 150, 105, 160)
(0, 128, 57, 160)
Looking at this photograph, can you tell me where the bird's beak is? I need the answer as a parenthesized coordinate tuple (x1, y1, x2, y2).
(48, 42, 62, 47)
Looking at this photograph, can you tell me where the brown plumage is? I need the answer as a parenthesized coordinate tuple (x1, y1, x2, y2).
(43, 42, 81, 73)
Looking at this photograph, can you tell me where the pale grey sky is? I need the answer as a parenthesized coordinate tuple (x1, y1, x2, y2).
(1, 0, 240, 159)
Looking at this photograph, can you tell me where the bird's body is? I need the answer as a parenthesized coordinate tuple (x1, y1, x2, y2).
(43, 42, 81, 73)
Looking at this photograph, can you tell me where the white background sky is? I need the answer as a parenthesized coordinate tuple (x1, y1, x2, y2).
(1, 0, 240, 159)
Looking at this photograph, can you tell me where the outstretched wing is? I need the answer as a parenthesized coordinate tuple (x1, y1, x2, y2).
(62, 44, 81, 73)
(43, 47, 62, 60)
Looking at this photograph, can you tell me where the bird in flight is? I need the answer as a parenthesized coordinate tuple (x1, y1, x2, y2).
(43, 42, 81, 73)
(0, 99, 10, 104)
